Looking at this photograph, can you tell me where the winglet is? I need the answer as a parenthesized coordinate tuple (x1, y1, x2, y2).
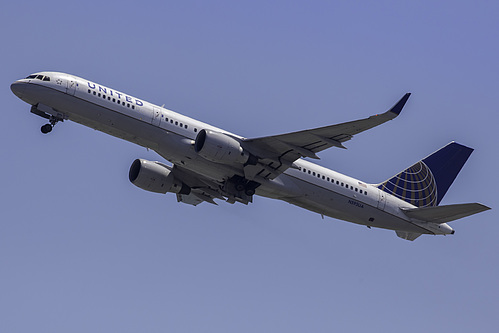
(388, 93, 411, 116)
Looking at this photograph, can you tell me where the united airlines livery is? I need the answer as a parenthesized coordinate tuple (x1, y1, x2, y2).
(11, 72, 490, 241)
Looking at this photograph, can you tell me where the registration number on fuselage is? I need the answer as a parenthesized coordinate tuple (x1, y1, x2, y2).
(348, 200, 364, 208)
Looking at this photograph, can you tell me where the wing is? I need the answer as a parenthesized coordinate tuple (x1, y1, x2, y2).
(241, 93, 410, 179)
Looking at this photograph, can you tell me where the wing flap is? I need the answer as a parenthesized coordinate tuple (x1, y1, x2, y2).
(401, 203, 491, 223)
(176, 192, 205, 206)
(395, 231, 422, 241)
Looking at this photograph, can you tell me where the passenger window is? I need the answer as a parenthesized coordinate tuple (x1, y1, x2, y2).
(194, 128, 198, 132)
(93, 91, 96, 95)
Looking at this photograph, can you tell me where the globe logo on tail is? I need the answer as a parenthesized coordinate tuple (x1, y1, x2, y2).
(378, 161, 438, 208)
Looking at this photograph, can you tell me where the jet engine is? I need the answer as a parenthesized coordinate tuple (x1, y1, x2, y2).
(129, 159, 190, 194)
(194, 129, 249, 165)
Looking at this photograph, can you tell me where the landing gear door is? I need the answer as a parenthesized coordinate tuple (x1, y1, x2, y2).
(377, 190, 386, 210)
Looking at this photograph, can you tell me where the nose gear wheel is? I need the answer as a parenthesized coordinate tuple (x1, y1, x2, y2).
(41, 115, 63, 134)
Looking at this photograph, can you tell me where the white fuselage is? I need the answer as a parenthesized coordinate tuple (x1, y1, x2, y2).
(11, 72, 453, 236)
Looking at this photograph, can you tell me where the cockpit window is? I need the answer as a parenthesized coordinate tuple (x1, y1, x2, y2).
(25, 74, 50, 81)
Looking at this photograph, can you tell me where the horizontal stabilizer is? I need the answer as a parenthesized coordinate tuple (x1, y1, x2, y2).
(395, 231, 422, 241)
(401, 203, 490, 223)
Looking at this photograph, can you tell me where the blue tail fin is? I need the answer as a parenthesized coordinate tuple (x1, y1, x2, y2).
(377, 142, 473, 207)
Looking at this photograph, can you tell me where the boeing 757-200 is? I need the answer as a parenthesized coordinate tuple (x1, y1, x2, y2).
(11, 72, 490, 240)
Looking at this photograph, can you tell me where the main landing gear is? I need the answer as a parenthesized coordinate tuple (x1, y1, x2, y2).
(228, 175, 260, 197)
(41, 116, 61, 134)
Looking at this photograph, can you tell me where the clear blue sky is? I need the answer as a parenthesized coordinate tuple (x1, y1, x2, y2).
(1, 1, 497, 332)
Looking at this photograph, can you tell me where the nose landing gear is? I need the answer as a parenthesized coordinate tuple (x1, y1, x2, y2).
(41, 116, 62, 134)
(30, 104, 65, 134)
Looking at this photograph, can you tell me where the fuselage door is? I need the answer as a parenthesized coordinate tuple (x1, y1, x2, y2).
(66, 78, 77, 96)
(377, 190, 386, 210)
(152, 106, 162, 126)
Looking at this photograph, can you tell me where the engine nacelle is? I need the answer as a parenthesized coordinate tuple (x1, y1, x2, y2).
(129, 159, 190, 194)
(194, 129, 249, 165)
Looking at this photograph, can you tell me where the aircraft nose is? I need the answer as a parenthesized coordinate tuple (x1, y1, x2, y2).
(11, 81, 27, 99)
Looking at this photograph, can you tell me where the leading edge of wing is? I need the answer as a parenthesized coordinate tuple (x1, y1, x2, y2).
(243, 93, 411, 162)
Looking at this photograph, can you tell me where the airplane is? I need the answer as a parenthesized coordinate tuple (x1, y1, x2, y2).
(11, 72, 490, 241)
